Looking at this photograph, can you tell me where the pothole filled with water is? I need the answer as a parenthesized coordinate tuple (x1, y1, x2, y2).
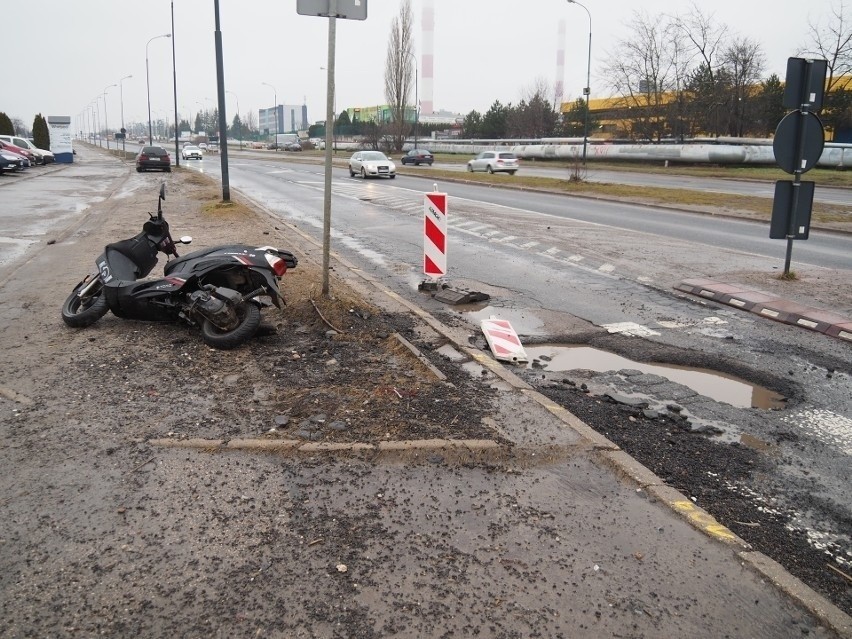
(525, 345, 786, 410)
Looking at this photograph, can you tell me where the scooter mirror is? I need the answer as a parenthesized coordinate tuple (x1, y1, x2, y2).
(179, 236, 193, 244)
(159, 183, 166, 201)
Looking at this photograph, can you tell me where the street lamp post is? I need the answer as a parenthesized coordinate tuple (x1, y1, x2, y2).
(407, 52, 419, 151)
(171, 0, 180, 166)
(118, 75, 132, 152)
(261, 81, 277, 148)
(567, 0, 591, 165)
(88, 103, 95, 143)
(92, 100, 101, 147)
(226, 90, 241, 149)
(102, 84, 117, 151)
(146, 33, 172, 145)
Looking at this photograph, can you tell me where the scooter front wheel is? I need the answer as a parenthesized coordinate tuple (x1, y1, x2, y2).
(61, 279, 108, 328)
(200, 303, 261, 349)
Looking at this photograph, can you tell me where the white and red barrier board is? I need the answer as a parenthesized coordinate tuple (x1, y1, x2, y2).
(481, 318, 528, 363)
(423, 193, 447, 277)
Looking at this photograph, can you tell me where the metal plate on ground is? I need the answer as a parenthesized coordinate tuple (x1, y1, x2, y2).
(434, 289, 490, 305)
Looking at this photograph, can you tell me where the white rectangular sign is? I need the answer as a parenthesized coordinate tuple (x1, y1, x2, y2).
(297, 0, 367, 20)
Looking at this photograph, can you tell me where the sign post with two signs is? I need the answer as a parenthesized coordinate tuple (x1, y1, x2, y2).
(770, 57, 827, 276)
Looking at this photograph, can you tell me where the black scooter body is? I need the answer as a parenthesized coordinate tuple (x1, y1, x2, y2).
(61, 184, 298, 349)
(97, 241, 296, 323)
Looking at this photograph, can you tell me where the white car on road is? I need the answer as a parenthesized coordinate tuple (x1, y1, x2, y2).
(348, 151, 396, 179)
(181, 145, 203, 160)
(467, 151, 519, 175)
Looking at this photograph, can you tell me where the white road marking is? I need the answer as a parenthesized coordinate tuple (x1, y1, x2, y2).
(602, 322, 661, 337)
(781, 408, 852, 455)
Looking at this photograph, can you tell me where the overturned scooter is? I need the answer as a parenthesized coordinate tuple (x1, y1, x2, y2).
(61, 183, 297, 349)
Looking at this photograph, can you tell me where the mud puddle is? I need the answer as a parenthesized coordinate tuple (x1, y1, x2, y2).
(525, 344, 786, 409)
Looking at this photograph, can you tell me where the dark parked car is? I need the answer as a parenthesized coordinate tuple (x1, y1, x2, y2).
(401, 148, 434, 166)
(284, 141, 303, 152)
(0, 150, 25, 172)
(135, 146, 171, 172)
(0, 140, 35, 167)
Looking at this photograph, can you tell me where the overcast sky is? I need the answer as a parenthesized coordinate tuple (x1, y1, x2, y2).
(2, 0, 841, 133)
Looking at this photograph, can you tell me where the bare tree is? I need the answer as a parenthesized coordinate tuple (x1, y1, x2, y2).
(602, 10, 680, 140)
(801, 0, 852, 92)
(243, 110, 258, 135)
(11, 117, 28, 136)
(384, 0, 414, 152)
(800, 1, 852, 140)
(674, 4, 729, 136)
(721, 37, 766, 136)
(674, 4, 728, 78)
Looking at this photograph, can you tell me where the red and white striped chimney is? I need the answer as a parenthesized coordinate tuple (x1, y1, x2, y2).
(554, 19, 566, 112)
(421, 0, 435, 115)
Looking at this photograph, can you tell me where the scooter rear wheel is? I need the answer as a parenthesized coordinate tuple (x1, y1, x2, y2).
(61, 281, 108, 328)
(200, 303, 261, 350)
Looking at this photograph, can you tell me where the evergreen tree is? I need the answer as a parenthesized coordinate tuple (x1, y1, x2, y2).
(0, 112, 14, 135)
(481, 101, 509, 139)
(822, 88, 852, 142)
(229, 114, 243, 140)
(462, 110, 482, 138)
(753, 74, 786, 137)
(33, 114, 50, 149)
(506, 91, 559, 138)
(561, 99, 589, 137)
(335, 110, 351, 128)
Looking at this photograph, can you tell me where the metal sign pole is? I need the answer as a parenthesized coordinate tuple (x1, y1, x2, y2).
(321, 1, 337, 296)
(771, 57, 826, 275)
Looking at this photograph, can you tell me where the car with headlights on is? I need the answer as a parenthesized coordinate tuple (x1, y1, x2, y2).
(348, 151, 396, 179)
(135, 146, 171, 172)
(466, 150, 519, 175)
(181, 145, 203, 160)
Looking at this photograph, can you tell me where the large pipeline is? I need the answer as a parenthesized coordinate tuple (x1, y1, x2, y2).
(403, 138, 851, 168)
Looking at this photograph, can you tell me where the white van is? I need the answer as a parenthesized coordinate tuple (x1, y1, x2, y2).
(0, 135, 55, 164)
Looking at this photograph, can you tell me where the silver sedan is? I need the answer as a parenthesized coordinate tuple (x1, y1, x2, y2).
(348, 151, 396, 179)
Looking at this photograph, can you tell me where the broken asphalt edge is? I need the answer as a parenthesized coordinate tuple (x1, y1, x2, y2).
(207, 179, 852, 635)
(676, 278, 852, 342)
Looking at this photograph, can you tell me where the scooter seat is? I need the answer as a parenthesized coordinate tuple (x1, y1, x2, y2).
(103, 234, 159, 284)
(104, 246, 143, 283)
